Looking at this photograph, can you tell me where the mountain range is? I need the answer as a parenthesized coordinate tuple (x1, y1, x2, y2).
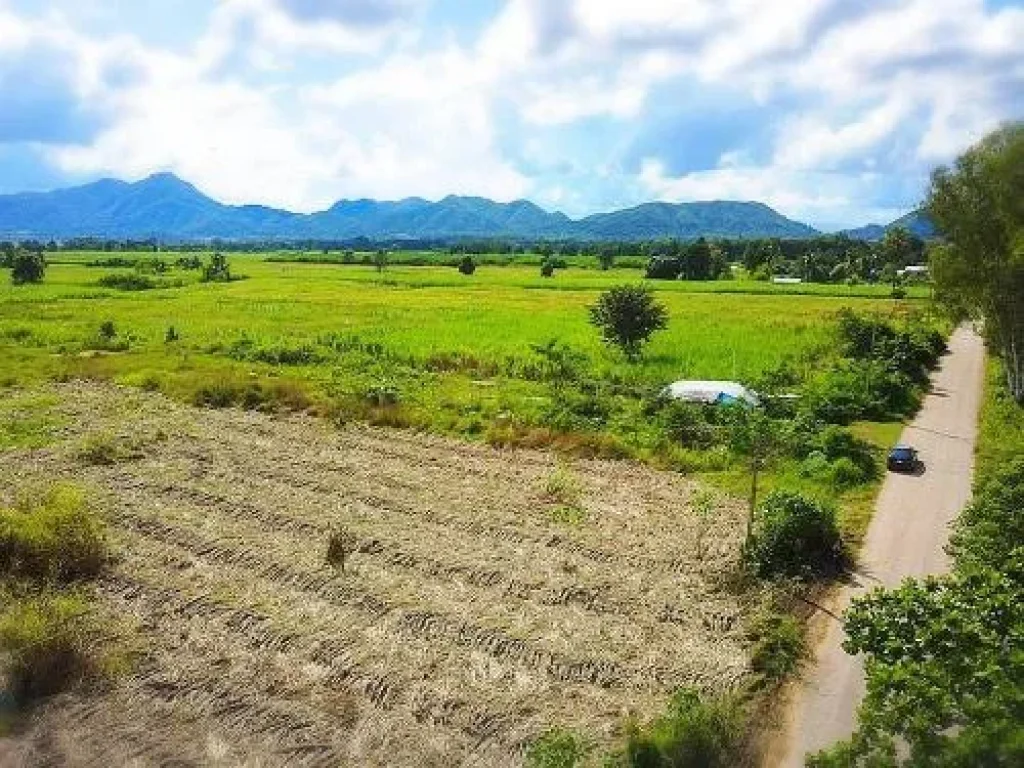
(0, 172, 930, 242)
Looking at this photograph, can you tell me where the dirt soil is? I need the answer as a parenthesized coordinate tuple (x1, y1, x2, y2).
(772, 326, 986, 766)
(0, 382, 756, 768)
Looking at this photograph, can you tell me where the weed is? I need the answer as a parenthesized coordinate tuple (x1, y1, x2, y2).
(0, 484, 108, 582)
(326, 526, 357, 573)
(526, 729, 588, 768)
(616, 688, 745, 768)
(76, 432, 143, 465)
(544, 463, 582, 506)
(0, 593, 93, 703)
(165, 326, 180, 343)
(748, 612, 806, 688)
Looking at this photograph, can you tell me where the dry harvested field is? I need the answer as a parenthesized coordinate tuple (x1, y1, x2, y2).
(0, 383, 759, 767)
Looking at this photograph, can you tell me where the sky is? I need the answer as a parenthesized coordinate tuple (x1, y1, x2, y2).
(0, 0, 1021, 230)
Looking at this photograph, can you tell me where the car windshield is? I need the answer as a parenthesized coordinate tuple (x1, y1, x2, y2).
(891, 447, 915, 459)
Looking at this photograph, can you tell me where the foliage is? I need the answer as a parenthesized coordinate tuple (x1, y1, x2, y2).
(589, 285, 669, 361)
(326, 526, 357, 573)
(745, 490, 844, 579)
(927, 122, 1024, 401)
(947, 459, 1024, 574)
(99, 319, 117, 341)
(457, 254, 477, 275)
(615, 688, 744, 768)
(526, 729, 588, 768)
(0, 484, 108, 582)
(97, 272, 157, 291)
(0, 593, 94, 703)
(748, 611, 807, 688)
(201, 251, 232, 282)
(809, 562, 1024, 767)
(811, 369, 1024, 766)
(540, 258, 557, 277)
(10, 249, 47, 285)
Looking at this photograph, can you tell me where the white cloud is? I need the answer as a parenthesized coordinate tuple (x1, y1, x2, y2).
(0, 0, 1020, 224)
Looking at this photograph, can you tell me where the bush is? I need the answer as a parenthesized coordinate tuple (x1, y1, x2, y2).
(948, 458, 1024, 574)
(165, 325, 180, 343)
(745, 491, 844, 579)
(618, 688, 744, 768)
(748, 612, 806, 687)
(540, 259, 557, 277)
(526, 729, 587, 768)
(0, 485, 108, 582)
(201, 252, 232, 282)
(658, 401, 717, 449)
(646, 257, 681, 280)
(457, 255, 477, 275)
(97, 273, 156, 291)
(10, 249, 46, 285)
(0, 593, 93, 703)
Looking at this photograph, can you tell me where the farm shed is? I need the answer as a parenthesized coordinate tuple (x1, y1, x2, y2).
(662, 380, 760, 407)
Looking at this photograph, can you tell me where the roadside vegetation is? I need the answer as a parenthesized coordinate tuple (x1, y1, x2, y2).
(808, 122, 1023, 767)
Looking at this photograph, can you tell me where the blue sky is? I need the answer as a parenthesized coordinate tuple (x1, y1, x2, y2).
(0, 0, 1021, 229)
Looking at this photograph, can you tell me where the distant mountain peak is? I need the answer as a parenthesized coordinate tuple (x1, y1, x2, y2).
(0, 173, 843, 241)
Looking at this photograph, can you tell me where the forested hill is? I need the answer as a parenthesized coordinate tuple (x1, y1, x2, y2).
(0, 173, 823, 241)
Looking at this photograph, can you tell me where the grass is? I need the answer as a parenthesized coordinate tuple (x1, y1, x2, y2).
(1, 254, 921, 534)
(975, 358, 1024, 484)
(0, 392, 64, 450)
(0, 484, 109, 582)
(0, 592, 94, 704)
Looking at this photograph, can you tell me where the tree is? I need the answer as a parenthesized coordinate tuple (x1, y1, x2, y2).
(927, 122, 1024, 402)
(457, 255, 476, 275)
(808, 561, 1024, 767)
(10, 248, 46, 285)
(201, 252, 231, 282)
(373, 248, 389, 273)
(726, 407, 786, 542)
(540, 258, 557, 277)
(588, 285, 668, 361)
(597, 247, 616, 271)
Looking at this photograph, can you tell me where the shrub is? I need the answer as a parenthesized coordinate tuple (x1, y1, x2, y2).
(326, 526, 357, 573)
(745, 491, 844, 579)
(458, 255, 477, 275)
(10, 249, 46, 285)
(165, 325, 180, 343)
(618, 688, 744, 768)
(201, 252, 232, 282)
(0, 593, 93, 703)
(526, 729, 587, 768)
(0, 485, 108, 582)
(948, 459, 1024, 574)
(97, 273, 156, 291)
(748, 612, 806, 687)
(540, 259, 556, 277)
(658, 401, 717, 449)
(99, 320, 117, 341)
(646, 257, 681, 280)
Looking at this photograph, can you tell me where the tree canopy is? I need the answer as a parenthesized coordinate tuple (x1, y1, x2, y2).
(927, 122, 1024, 402)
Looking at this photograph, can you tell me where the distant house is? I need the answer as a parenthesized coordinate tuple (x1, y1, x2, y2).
(898, 265, 929, 280)
(662, 381, 760, 407)
(772, 277, 802, 285)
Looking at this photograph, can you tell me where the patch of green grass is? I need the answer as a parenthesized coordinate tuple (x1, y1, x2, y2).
(0, 592, 94, 704)
(976, 358, 1024, 484)
(0, 484, 109, 582)
(0, 393, 64, 450)
(526, 729, 589, 768)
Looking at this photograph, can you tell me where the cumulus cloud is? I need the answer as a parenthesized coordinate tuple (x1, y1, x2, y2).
(0, 0, 1020, 224)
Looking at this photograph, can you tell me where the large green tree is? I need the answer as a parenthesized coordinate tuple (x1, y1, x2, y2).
(588, 285, 668, 361)
(927, 122, 1024, 402)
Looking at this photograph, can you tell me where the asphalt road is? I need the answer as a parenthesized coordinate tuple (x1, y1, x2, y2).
(773, 325, 986, 766)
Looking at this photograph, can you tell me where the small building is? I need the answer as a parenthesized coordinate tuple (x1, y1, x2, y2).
(772, 277, 803, 285)
(898, 265, 929, 280)
(662, 380, 760, 407)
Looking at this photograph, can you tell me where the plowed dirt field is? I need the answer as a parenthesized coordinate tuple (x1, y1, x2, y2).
(0, 383, 757, 767)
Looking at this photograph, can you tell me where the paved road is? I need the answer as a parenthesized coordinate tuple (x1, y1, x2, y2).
(773, 326, 986, 767)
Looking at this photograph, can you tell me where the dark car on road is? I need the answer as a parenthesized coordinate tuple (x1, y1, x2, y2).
(887, 444, 921, 473)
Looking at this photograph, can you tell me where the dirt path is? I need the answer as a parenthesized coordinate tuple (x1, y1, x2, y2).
(0, 382, 757, 768)
(774, 326, 986, 766)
